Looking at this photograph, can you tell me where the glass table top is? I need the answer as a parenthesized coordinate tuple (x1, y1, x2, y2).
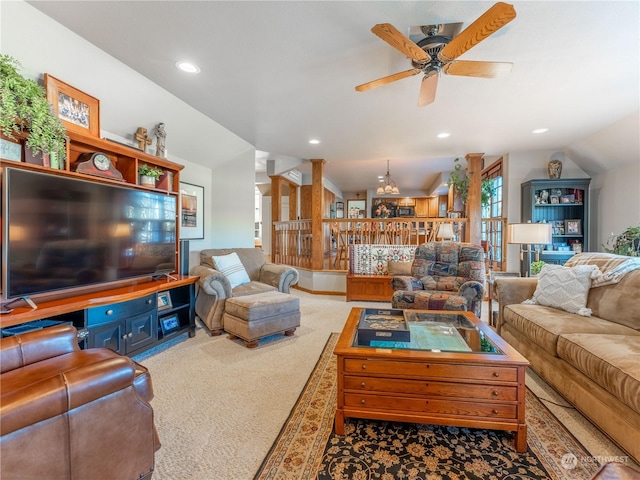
(353, 308, 502, 355)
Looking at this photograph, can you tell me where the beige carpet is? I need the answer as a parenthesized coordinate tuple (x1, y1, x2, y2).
(135, 292, 634, 479)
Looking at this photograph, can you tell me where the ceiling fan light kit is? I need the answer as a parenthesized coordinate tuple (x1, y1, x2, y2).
(376, 160, 400, 195)
(356, 2, 517, 106)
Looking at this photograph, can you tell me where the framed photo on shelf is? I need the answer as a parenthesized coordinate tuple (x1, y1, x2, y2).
(565, 219, 582, 235)
(160, 314, 180, 335)
(44, 74, 100, 138)
(157, 291, 173, 311)
(550, 195, 560, 204)
(561, 194, 575, 204)
(179, 182, 204, 240)
(0, 135, 22, 162)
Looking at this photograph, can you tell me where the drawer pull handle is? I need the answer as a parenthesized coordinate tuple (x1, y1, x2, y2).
(106, 309, 114, 316)
(361, 399, 366, 404)
(122, 334, 128, 340)
(147, 299, 152, 305)
(492, 391, 499, 396)
(492, 409, 499, 414)
(128, 332, 133, 338)
(493, 372, 500, 377)
(360, 382, 366, 387)
(361, 364, 366, 370)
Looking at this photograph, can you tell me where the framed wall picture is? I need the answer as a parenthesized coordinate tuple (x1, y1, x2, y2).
(565, 219, 582, 235)
(44, 74, 100, 138)
(179, 182, 204, 239)
(157, 291, 173, 311)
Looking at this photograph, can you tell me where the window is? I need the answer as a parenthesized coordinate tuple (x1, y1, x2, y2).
(481, 158, 504, 270)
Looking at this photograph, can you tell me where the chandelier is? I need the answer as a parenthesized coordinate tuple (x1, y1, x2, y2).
(376, 160, 400, 195)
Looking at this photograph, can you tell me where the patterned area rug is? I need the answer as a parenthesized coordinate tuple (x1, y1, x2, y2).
(254, 333, 599, 480)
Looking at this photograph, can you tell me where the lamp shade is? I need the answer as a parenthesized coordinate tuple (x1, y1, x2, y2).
(507, 223, 553, 245)
(436, 223, 455, 240)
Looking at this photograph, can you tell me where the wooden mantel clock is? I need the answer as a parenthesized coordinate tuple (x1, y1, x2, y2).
(73, 152, 125, 181)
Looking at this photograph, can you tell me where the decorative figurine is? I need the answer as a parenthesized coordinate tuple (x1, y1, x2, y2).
(155, 123, 167, 158)
(548, 159, 562, 179)
(134, 127, 152, 152)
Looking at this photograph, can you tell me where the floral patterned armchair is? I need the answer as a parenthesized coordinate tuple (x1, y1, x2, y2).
(391, 241, 486, 317)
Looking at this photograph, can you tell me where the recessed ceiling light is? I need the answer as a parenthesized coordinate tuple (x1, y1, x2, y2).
(308, 139, 320, 145)
(532, 128, 549, 134)
(175, 61, 200, 74)
(437, 132, 451, 138)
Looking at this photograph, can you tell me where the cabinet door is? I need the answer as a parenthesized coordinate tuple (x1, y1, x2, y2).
(126, 310, 157, 354)
(90, 321, 125, 355)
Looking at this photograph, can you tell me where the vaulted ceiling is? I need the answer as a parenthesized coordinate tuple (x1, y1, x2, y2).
(27, 1, 639, 194)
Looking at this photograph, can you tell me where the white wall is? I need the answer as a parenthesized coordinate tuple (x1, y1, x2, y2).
(1, 0, 257, 272)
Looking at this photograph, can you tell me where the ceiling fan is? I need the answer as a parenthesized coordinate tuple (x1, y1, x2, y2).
(355, 2, 517, 106)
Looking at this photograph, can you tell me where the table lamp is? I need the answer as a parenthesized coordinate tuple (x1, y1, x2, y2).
(507, 222, 553, 276)
(436, 223, 455, 241)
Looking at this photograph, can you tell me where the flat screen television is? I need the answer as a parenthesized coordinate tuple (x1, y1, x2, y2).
(1, 167, 177, 300)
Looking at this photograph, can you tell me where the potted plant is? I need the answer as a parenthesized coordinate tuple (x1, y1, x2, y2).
(530, 260, 546, 276)
(0, 54, 67, 161)
(138, 163, 164, 187)
(603, 225, 640, 256)
(447, 157, 495, 210)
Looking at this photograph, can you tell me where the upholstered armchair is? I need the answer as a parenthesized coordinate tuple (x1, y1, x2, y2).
(190, 247, 299, 334)
(391, 241, 486, 317)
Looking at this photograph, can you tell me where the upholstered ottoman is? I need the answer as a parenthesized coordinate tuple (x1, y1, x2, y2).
(391, 291, 468, 312)
(223, 291, 300, 348)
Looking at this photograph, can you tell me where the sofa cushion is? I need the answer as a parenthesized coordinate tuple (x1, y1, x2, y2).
(420, 275, 468, 292)
(557, 334, 640, 414)
(503, 304, 639, 356)
(388, 261, 412, 275)
(524, 264, 599, 316)
(232, 281, 277, 297)
(212, 252, 251, 288)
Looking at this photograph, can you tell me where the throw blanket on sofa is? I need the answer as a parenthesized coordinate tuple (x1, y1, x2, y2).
(566, 252, 640, 287)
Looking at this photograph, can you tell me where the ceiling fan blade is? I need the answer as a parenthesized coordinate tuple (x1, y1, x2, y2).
(438, 2, 516, 62)
(443, 60, 513, 78)
(371, 23, 430, 62)
(355, 69, 420, 92)
(417, 74, 438, 107)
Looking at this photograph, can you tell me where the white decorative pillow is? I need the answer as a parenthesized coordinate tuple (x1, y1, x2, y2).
(212, 253, 250, 288)
(523, 264, 600, 316)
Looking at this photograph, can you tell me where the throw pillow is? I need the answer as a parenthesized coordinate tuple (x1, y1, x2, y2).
(388, 261, 412, 275)
(523, 264, 600, 316)
(212, 252, 251, 288)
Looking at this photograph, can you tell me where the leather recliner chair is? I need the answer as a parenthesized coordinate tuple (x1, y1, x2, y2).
(0, 324, 160, 480)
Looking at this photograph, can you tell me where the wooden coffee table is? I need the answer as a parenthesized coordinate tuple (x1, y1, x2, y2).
(334, 308, 530, 452)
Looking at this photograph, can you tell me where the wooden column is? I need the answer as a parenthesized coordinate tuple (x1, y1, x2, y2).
(270, 175, 283, 260)
(310, 159, 326, 270)
(465, 152, 484, 245)
(288, 184, 298, 220)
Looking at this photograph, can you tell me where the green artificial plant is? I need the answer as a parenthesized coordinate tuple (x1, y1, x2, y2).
(138, 163, 164, 179)
(603, 225, 640, 256)
(0, 54, 67, 160)
(447, 157, 495, 208)
(530, 261, 546, 276)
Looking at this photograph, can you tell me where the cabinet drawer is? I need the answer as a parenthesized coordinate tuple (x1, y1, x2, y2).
(88, 294, 156, 326)
(344, 376, 517, 401)
(344, 393, 517, 419)
(343, 358, 518, 382)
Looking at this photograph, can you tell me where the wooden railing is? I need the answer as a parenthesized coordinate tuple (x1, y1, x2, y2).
(273, 218, 487, 271)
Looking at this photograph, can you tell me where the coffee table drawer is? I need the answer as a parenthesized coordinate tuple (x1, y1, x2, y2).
(343, 358, 518, 382)
(344, 393, 517, 419)
(344, 376, 517, 401)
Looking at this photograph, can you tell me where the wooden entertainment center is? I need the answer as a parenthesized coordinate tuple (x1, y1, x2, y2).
(1, 130, 197, 356)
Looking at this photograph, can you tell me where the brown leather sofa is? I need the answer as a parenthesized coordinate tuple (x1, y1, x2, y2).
(0, 324, 160, 479)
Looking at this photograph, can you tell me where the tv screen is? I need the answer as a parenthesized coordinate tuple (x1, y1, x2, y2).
(2, 168, 177, 300)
